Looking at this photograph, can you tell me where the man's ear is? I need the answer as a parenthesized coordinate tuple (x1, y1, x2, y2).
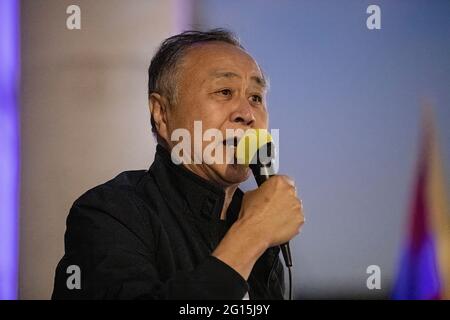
(149, 93, 170, 143)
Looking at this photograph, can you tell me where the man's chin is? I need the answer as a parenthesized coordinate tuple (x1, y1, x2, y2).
(220, 164, 251, 185)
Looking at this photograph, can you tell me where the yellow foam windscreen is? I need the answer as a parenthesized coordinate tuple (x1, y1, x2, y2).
(236, 129, 272, 166)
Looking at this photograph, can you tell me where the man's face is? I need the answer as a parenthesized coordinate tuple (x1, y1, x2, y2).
(165, 42, 269, 187)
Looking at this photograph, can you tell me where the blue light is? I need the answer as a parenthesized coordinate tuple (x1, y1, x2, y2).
(0, 0, 20, 300)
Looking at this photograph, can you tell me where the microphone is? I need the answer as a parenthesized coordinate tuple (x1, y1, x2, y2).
(236, 129, 293, 268)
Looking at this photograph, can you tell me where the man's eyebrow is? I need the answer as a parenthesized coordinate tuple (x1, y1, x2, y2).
(210, 71, 267, 88)
(251, 75, 267, 88)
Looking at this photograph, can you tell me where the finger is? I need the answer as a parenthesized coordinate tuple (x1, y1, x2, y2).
(281, 175, 295, 188)
(299, 199, 305, 222)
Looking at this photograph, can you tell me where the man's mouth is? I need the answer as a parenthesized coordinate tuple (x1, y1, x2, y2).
(222, 136, 239, 148)
(222, 136, 240, 164)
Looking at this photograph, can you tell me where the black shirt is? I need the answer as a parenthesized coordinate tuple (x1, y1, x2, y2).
(52, 145, 285, 299)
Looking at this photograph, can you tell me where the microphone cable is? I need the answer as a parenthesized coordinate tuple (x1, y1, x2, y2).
(287, 264, 293, 300)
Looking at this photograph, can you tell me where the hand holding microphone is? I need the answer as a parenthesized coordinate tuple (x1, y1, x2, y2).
(238, 175, 304, 254)
(235, 129, 304, 267)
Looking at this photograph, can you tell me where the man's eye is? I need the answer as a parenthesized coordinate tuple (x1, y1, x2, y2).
(217, 89, 232, 97)
(250, 94, 262, 103)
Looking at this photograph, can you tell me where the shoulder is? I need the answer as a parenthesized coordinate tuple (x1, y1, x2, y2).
(75, 170, 148, 205)
(67, 170, 159, 249)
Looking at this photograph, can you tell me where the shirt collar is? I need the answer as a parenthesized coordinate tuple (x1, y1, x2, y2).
(149, 144, 243, 223)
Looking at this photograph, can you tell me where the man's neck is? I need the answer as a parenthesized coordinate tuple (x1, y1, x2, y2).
(220, 185, 238, 220)
(172, 149, 239, 220)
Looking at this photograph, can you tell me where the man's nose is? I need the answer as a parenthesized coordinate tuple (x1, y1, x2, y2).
(230, 98, 255, 127)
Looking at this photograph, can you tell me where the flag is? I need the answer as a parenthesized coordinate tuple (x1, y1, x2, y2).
(392, 106, 450, 300)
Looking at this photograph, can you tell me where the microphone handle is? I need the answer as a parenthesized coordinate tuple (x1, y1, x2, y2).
(249, 163, 293, 268)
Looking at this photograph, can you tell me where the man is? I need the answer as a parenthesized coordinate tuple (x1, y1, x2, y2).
(52, 29, 304, 299)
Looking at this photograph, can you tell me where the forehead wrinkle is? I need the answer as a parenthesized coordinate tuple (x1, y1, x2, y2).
(210, 71, 241, 80)
(209, 70, 266, 89)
